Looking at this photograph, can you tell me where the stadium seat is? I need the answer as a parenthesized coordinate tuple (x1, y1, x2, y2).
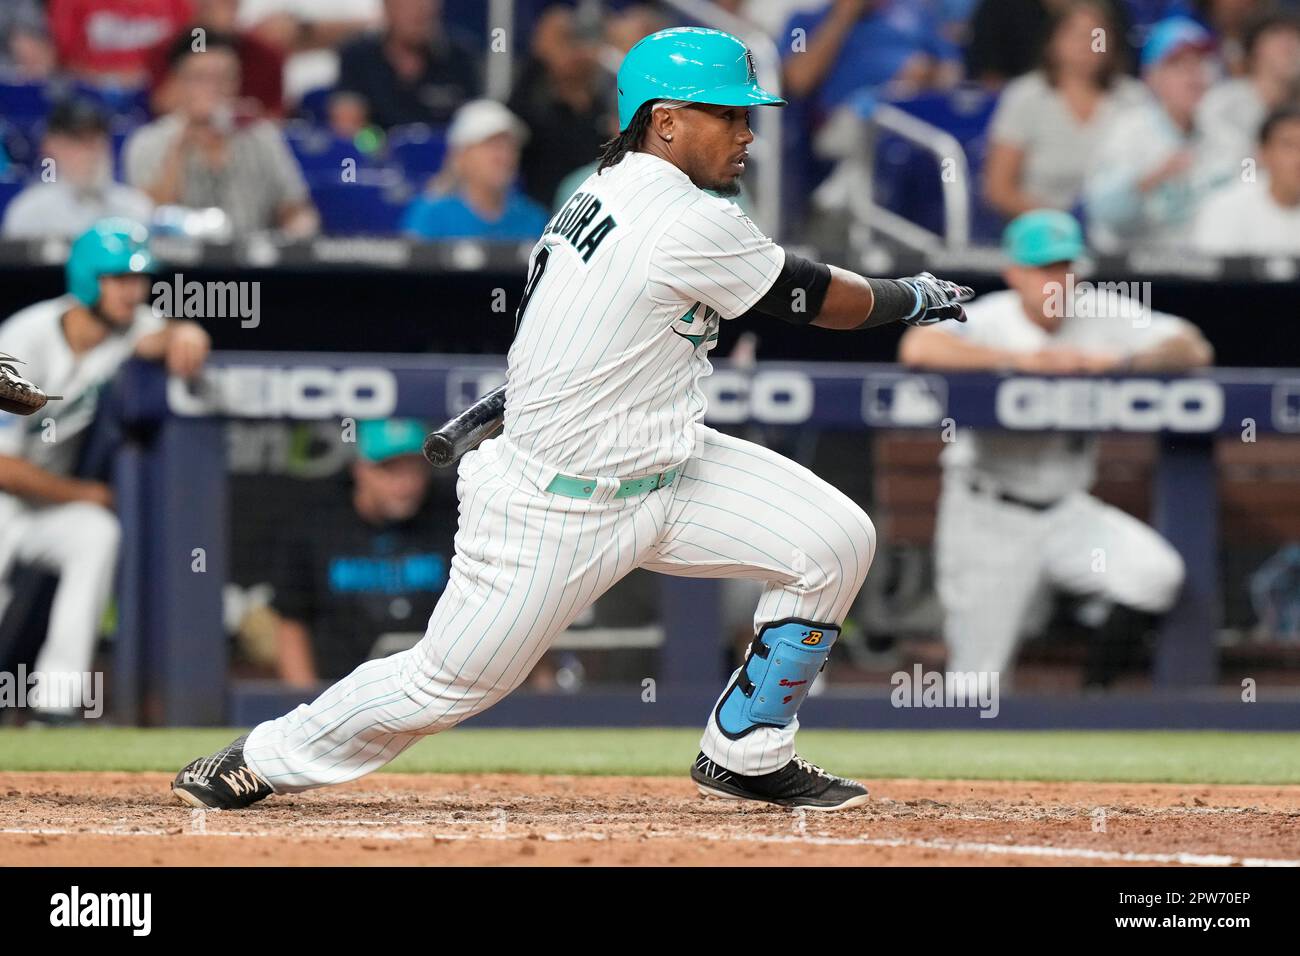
(310, 169, 412, 235)
(388, 124, 448, 187)
(0, 118, 37, 176)
(286, 123, 383, 175)
(0, 177, 26, 221)
(873, 87, 1005, 244)
(297, 87, 333, 126)
(71, 82, 150, 124)
(0, 80, 49, 120)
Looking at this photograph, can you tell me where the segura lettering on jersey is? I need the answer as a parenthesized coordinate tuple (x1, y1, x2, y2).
(544, 191, 617, 263)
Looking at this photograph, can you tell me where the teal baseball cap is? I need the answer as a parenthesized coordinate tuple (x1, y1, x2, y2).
(357, 419, 428, 463)
(1141, 16, 1215, 71)
(616, 27, 785, 130)
(1003, 210, 1085, 266)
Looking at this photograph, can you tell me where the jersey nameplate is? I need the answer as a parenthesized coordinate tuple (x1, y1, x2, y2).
(544, 191, 617, 263)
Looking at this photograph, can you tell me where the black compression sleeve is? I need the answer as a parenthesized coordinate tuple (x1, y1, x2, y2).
(747, 252, 832, 325)
(862, 277, 921, 328)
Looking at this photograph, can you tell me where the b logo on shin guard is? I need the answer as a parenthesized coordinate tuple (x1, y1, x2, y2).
(714, 619, 839, 739)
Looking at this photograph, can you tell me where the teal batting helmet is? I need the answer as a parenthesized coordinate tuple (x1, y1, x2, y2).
(616, 27, 785, 131)
(66, 218, 156, 308)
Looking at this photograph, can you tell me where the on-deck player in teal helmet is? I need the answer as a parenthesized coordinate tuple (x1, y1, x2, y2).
(616, 27, 785, 131)
(66, 218, 156, 309)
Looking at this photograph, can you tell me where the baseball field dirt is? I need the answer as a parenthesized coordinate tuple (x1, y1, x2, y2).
(2, 729, 1297, 866)
(2, 773, 1299, 866)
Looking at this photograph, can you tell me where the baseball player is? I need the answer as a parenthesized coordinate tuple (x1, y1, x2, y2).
(0, 218, 209, 721)
(173, 27, 971, 812)
(898, 210, 1214, 687)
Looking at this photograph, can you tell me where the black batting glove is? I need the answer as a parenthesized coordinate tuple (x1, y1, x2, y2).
(898, 272, 974, 326)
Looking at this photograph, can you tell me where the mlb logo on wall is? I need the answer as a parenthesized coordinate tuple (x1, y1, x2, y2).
(861, 373, 947, 427)
(447, 369, 506, 414)
(1273, 381, 1300, 433)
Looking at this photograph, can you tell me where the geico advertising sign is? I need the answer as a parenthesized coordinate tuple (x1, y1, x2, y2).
(700, 369, 815, 424)
(169, 366, 398, 418)
(996, 377, 1224, 432)
(443, 368, 817, 425)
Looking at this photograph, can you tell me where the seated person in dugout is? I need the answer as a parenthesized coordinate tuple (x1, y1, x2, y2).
(898, 210, 1214, 688)
(267, 419, 457, 687)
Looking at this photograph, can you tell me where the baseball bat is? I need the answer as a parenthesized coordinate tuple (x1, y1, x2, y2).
(423, 384, 507, 468)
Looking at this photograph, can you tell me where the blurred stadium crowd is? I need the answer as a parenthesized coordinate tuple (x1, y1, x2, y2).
(0, 0, 1297, 249)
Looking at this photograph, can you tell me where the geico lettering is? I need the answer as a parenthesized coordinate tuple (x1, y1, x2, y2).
(997, 378, 1223, 432)
(702, 371, 813, 424)
(169, 367, 397, 418)
(751, 373, 813, 423)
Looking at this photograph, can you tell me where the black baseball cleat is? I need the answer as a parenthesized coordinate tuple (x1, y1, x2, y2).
(691, 751, 870, 811)
(171, 735, 274, 809)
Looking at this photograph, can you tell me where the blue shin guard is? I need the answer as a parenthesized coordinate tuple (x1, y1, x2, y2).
(714, 618, 839, 739)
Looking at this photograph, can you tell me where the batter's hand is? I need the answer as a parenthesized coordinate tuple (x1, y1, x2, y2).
(898, 272, 974, 326)
(0, 352, 54, 416)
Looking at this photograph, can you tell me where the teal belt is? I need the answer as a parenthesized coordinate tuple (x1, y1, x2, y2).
(545, 467, 678, 500)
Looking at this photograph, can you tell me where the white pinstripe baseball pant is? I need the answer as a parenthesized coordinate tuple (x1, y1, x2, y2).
(244, 423, 875, 787)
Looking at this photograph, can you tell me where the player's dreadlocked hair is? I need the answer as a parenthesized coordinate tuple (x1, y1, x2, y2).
(597, 102, 654, 173)
(596, 100, 689, 173)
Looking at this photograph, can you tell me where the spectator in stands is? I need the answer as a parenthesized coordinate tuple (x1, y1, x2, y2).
(1083, 16, 1233, 250)
(1193, 0, 1266, 74)
(401, 99, 548, 242)
(237, 0, 382, 103)
(898, 210, 1212, 688)
(50, 0, 195, 86)
(124, 34, 319, 237)
(327, 90, 372, 140)
(336, 0, 480, 130)
(507, 4, 613, 209)
(1193, 104, 1300, 253)
(604, 4, 673, 54)
(146, 0, 286, 118)
(0, 0, 56, 78)
(983, 0, 1147, 220)
(268, 419, 455, 686)
(967, 0, 1133, 87)
(782, 0, 961, 119)
(1198, 9, 1300, 168)
(3, 100, 153, 239)
(0, 219, 209, 723)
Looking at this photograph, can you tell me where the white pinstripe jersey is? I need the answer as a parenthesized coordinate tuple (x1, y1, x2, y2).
(504, 151, 785, 478)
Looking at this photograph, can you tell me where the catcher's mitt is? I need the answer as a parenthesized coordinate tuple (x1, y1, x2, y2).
(0, 352, 54, 416)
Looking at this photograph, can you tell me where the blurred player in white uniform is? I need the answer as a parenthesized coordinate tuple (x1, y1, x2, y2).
(899, 210, 1214, 687)
(173, 28, 973, 812)
(0, 219, 208, 721)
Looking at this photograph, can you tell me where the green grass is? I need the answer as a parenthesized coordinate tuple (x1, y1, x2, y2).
(1, 728, 1298, 784)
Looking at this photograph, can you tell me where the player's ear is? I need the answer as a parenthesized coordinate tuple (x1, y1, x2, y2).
(650, 104, 676, 144)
